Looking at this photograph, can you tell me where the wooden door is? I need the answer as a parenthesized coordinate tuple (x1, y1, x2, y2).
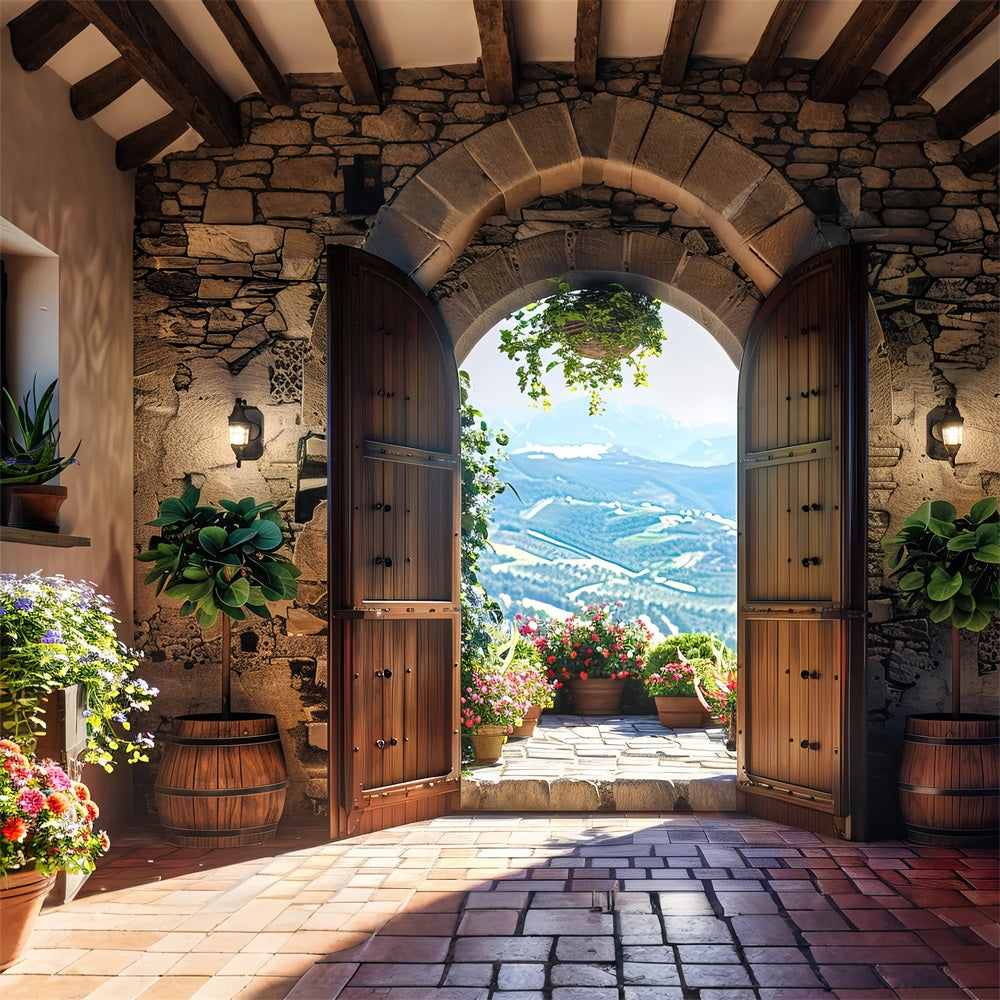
(327, 247, 461, 838)
(737, 246, 868, 839)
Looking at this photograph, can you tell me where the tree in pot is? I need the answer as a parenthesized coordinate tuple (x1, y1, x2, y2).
(1, 378, 80, 531)
(499, 281, 665, 415)
(138, 487, 300, 847)
(882, 497, 1000, 846)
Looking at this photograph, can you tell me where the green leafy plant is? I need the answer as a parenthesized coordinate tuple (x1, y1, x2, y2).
(0, 573, 156, 771)
(883, 498, 1000, 633)
(1, 379, 80, 486)
(498, 281, 665, 414)
(138, 487, 300, 717)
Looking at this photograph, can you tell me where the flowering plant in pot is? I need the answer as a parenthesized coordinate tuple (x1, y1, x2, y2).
(138, 486, 300, 846)
(460, 666, 523, 765)
(0, 573, 157, 771)
(0, 740, 108, 970)
(519, 601, 653, 715)
(882, 496, 1000, 846)
(0, 379, 80, 531)
(499, 281, 665, 415)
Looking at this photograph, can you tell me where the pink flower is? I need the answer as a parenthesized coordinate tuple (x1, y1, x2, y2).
(17, 788, 47, 817)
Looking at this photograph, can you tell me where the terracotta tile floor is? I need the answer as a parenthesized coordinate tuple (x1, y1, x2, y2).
(2, 812, 997, 999)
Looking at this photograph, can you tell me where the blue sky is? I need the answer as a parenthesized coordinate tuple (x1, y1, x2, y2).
(461, 303, 740, 427)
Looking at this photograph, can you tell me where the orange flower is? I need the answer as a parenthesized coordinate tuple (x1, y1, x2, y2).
(46, 792, 73, 815)
(71, 781, 91, 803)
(85, 800, 100, 821)
(2, 817, 27, 842)
(579, 670, 589, 680)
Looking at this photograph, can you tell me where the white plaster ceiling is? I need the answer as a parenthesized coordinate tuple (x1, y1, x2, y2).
(1, 0, 996, 152)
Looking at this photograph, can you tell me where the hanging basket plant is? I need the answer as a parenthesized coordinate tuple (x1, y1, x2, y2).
(498, 281, 665, 415)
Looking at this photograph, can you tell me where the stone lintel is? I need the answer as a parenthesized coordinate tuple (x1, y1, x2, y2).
(727, 169, 802, 241)
(363, 207, 444, 278)
(633, 107, 712, 198)
(604, 97, 655, 191)
(746, 204, 831, 279)
(683, 131, 770, 221)
(464, 119, 541, 211)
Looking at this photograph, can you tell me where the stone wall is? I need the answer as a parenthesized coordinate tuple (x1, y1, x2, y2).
(133, 58, 998, 828)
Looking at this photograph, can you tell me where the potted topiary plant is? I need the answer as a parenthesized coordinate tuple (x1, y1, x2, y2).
(1, 378, 80, 531)
(882, 496, 1000, 846)
(138, 486, 301, 847)
(498, 281, 665, 415)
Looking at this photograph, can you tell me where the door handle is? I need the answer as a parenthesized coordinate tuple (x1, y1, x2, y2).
(800, 740, 820, 751)
(374, 668, 393, 679)
(801, 556, 821, 567)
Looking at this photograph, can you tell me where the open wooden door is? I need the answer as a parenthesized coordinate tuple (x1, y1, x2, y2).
(327, 246, 461, 838)
(737, 245, 868, 839)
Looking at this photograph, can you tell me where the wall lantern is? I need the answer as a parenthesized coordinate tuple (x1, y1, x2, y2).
(926, 396, 964, 467)
(228, 398, 263, 467)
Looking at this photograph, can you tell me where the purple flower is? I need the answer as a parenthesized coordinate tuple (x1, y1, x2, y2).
(41, 628, 62, 643)
(13, 597, 33, 611)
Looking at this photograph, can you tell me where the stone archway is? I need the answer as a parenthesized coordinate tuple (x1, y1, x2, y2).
(361, 95, 841, 359)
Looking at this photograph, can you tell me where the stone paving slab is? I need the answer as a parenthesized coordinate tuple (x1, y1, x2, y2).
(461, 715, 738, 813)
(4, 813, 996, 999)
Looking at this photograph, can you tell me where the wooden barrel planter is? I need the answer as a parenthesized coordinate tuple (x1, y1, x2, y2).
(898, 713, 999, 848)
(154, 714, 288, 848)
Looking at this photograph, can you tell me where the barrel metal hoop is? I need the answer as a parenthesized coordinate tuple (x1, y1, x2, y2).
(158, 732, 280, 746)
(160, 824, 279, 838)
(905, 734, 1000, 746)
(904, 822, 1000, 839)
(155, 780, 289, 797)
(899, 783, 1000, 797)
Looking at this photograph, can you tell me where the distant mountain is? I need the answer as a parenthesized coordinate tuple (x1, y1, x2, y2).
(485, 396, 736, 466)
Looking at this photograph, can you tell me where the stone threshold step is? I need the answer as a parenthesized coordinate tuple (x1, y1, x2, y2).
(461, 773, 738, 812)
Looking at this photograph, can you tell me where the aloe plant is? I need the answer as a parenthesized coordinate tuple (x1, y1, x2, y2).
(1, 378, 80, 486)
(138, 486, 300, 717)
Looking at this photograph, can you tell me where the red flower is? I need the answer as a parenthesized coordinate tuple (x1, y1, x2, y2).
(71, 781, 91, 803)
(579, 671, 589, 680)
(2, 817, 27, 843)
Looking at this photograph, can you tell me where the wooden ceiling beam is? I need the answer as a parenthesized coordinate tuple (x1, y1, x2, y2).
(575, 0, 601, 88)
(959, 131, 999, 175)
(937, 61, 1000, 140)
(116, 110, 187, 170)
(203, 0, 290, 106)
(745, 0, 807, 85)
(660, 0, 705, 87)
(473, 0, 518, 105)
(8, 0, 88, 72)
(886, 0, 999, 105)
(810, 0, 921, 104)
(70, 56, 139, 119)
(67, 0, 241, 147)
(314, 0, 381, 108)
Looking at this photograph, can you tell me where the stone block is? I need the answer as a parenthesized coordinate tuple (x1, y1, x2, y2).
(363, 207, 444, 278)
(250, 119, 313, 145)
(798, 99, 845, 131)
(570, 93, 618, 183)
(287, 607, 326, 635)
(198, 277, 243, 299)
(280, 229, 324, 281)
(509, 104, 583, 195)
(307, 722, 328, 751)
(416, 144, 505, 252)
(573, 229, 627, 273)
(687, 774, 739, 811)
(276, 283, 319, 339)
(508, 230, 570, 287)
(459, 247, 527, 316)
(746, 204, 830, 278)
(627, 232, 685, 287)
(186, 224, 283, 261)
(464, 119, 541, 210)
(362, 105, 435, 142)
(258, 192, 331, 219)
(725, 168, 801, 240)
(169, 159, 217, 183)
(613, 778, 682, 811)
(673, 254, 750, 319)
(203, 188, 254, 224)
(924, 253, 983, 277)
(604, 97, 655, 190)
(271, 156, 342, 192)
(634, 108, 712, 199)
(549, 779, 604, 811)
(852, 226, 938, 246)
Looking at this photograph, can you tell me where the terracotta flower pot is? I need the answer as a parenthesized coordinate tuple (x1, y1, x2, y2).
(2, 484, 68, 532)
(469, 724, 507, 764)
(568, 677, 625, 716)
(510, 704, 542, 739)
(654, 695, 711, 729)
(0, 868, 57, 971)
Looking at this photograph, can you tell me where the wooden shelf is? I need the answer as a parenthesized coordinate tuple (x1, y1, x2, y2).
(0, 526, 91, 547)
